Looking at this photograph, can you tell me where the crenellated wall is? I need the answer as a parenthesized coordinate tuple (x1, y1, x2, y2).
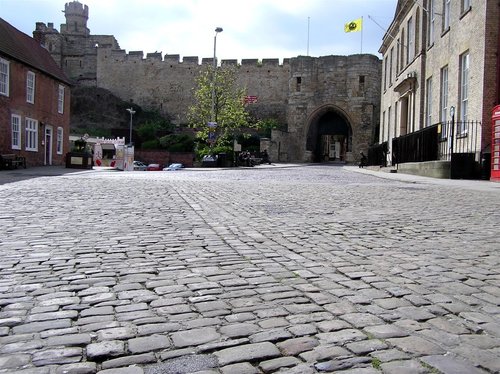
(34, 1, 382, 163)
(96, 48, 292, 126)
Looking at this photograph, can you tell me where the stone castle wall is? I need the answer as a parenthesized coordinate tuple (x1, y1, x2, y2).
(285, 55, 381, 162)
(96, 49, 291, 126)
(34, 1, 382, 163)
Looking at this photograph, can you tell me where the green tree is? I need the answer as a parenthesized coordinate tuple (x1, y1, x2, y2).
(255, 118, 281, 138)
(159, 134, 195, 152)
(136, 119, 172, 142)
(188, 65, 251, 154)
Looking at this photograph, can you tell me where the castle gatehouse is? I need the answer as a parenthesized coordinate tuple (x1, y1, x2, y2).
(34, 1, 382, 163)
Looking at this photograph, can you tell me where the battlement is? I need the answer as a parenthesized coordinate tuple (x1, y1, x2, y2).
(101, 48, 289, 67)
(35, 22, 59, 33)
(65, 1, 89, 19)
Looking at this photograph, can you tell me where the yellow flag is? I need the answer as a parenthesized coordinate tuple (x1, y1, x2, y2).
(344, 18, 362, 33)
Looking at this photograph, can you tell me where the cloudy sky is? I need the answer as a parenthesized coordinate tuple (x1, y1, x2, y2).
(1, 0, 397, 62)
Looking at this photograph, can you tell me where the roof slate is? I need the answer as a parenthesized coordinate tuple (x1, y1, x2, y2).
(0, 17, 71, 85)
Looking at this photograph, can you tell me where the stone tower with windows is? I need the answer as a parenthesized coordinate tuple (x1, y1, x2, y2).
(33, 1, 119, 85)
(60, 1, 89, 36)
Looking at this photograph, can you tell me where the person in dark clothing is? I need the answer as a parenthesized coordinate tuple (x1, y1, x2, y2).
(359, 152, 367, 168)
(262, 149, 271, 165)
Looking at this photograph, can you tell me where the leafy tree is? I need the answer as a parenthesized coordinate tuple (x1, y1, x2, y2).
(159, 134, 195, 152)
(141, 139, 160, 149)
(137, 119, 172, 142)
(255, 118, 281, 138)
(188, 65, 251, 155)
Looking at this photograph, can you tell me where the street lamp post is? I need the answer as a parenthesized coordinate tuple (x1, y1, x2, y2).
(211, 27, 223, 123)
(126, 107, 136, 145)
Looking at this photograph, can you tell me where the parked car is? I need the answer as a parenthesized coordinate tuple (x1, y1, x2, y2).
(146, 163, 162, 171)
(163, 163, 185, 171)
(133, 160, 147, 171)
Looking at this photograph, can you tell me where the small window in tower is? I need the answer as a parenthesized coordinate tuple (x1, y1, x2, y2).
(359, 75, 365, 93)
(80, 60, 82, 68)
(296, 77, 302, 92)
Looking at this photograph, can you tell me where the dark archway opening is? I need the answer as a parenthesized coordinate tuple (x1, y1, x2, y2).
(306, 110, 352, 163)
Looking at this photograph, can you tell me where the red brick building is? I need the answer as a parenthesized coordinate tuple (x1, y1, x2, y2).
(0, 18, 71, 167)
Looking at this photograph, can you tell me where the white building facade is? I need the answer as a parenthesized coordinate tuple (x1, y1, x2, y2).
(378, 0, 499, 178)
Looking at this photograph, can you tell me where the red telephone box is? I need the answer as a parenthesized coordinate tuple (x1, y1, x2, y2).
(492, 105, 500, 182)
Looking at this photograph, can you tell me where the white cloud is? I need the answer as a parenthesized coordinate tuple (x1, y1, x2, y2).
(3, 0, 396, 61)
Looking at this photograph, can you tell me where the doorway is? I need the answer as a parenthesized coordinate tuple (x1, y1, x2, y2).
(306, 109, 352, 162)
(45, 126, 53, 165)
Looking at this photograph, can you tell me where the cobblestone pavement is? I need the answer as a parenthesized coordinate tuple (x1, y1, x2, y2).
(0, 165, 499, 374)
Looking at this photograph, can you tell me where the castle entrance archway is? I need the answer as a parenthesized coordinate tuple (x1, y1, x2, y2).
(306, 107, 352, 163)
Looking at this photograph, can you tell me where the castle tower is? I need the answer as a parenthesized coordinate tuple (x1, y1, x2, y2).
(33, 22, 64, 67)
(60, 1, 89, 36)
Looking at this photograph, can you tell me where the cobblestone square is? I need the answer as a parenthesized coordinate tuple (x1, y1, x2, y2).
(0, 165, 499, 373)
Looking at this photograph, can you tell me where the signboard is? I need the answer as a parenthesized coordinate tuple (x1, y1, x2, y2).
(115, 145, 125, 170)
(123, 145, 134, 171)
(207, 122, 217, 145)
(208, 131, 217, 144)
(244, 95, 258, 104)
(234, 140, 241, 152)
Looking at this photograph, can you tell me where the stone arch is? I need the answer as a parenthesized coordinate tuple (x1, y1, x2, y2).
(306, 105, 353, 163)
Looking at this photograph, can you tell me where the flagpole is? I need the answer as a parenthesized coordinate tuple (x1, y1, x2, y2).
(361, 16, 363, 53)
(307, 16, 310, 56)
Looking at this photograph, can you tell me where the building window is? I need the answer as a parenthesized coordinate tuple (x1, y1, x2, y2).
(440, 66, 449, 137)
(25, 118, 38, 151)
(462, 0, 471, 13)
(0, 58, 9, 96)
(57, 127, 63, 154)
(459, 52, 469, 132)
(426, 77, 433, 127)
(295, 77, 302, 92)
(396, 39, 400, 72)
(400, 29, 405, 66)
(407, 17, 415, 62)
(359, 75, 365, 93)
(428, 0, 435, 46)
(58, 85, 65, 114)
(26, 71, 35, 104)
(443, 0, 451, 31)
(388, 106, 392, 140)
(389, 47, 394, 85)
(415, 10, 420, 52)
(383, 57, 388, 90)
(382, 111, 386, 142)
(11, 114, 21, 150)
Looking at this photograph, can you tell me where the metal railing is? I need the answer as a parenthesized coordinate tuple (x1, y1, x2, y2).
(368, 121, 483, 176)
(438, 120, 482, 161)
(367, 141, 388, 166)
(391, 124, 439, 165)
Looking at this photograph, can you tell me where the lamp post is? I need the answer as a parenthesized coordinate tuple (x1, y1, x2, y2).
(211, 27, 223, 123)
(126, 107, 135, 145)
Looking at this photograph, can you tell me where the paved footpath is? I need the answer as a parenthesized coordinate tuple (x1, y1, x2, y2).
(0, 164, 499, 374)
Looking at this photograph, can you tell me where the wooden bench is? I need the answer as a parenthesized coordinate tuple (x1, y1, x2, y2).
(0, 154, 27, 170)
